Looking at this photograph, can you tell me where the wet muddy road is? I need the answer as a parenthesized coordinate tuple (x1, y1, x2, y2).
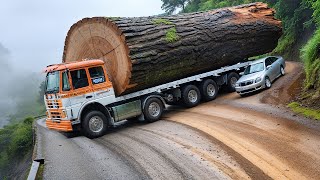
(38, 62, 320, 180)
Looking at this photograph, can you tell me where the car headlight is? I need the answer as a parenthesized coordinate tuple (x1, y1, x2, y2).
(235, 83, 240, 87)
(255, 77, 262, 83)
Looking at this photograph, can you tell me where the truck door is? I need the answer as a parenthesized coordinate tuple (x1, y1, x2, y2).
(88, 66, 114, 99)
(69, 68, 94, 112)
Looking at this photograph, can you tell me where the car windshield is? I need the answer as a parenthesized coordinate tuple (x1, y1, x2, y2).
(45, 71, 60, 94)
(243, 62, 264, 75)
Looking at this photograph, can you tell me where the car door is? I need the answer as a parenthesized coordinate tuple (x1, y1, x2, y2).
(270, 57, 280, 79)
(68, 68, 94, 112)
(265, 58, 274, 80)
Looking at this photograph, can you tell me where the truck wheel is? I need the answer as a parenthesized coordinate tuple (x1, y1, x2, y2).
(200, 79, 218, 101)
(226, 72, 240, 92)
(181, 85, 201, 108)
(144, 98, 164, 122)
(82, 111, 108, 139)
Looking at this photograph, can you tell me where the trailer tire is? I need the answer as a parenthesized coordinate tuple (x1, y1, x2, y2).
(181, 85, 201, 108)
(143, 98, 164, 122)
(226, 72, 240, 92)
(200, 79, 218, 101)
(82, 111, 108, 139)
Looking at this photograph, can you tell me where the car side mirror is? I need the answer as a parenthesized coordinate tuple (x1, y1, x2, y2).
(239, 72, 244, 76)
(266, 65, 272, 70)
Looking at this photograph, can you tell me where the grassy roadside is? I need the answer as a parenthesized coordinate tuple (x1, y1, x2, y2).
(0, 117, 35, 179)
(35, 163, 44, 180)
(288, 102, 320, 120)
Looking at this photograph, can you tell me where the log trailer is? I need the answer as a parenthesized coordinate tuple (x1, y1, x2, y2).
(44, 59, 250, 138)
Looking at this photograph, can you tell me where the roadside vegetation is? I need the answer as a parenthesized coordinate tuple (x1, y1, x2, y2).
(161, 0, 320, 113)
(0, 117, 35, 178)
(288, 102, 320, 120)
(0, 81, 45, 178)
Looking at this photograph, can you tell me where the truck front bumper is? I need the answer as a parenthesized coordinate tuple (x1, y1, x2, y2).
(46, 119, 73, 132)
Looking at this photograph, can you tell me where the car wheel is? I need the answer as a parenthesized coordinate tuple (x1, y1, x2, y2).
(280, 66, 285, 76)
(143, 98, 164, 122)
(200, 79, 218, 101)
(265, 77, 272, 89)
(82, 111, 108, 139)
(181, 85, 201, 108)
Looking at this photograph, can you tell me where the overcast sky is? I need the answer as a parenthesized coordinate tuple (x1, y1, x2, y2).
(0, 0, 164, 72)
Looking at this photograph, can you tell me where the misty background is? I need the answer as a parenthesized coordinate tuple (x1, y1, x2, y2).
(0, 0, 164, 127)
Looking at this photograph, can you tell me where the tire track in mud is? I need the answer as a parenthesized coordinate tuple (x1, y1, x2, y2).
(96, 131, 195, 180)
(163, 105, 320, 180)
(94, 120, 258, 180)
(133, 122, 271, 180)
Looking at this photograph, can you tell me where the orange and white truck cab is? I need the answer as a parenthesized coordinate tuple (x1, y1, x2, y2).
(44, 60, 117, 135)
(43, 59, 250, 138)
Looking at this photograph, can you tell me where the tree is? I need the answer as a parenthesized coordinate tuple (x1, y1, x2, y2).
(161, 0, 190, 14)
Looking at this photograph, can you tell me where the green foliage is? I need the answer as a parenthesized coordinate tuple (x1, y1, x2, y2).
(161, 0, 189, 14)
(0, 117, 34, 178)
(166, 27, 180, 42)
(288, 102, 320, 120)
(107, 17, 121, 21)
(152, 18, 174, 25)
(184, 0, 263, 12)
(36, 164, 44, 180)
(273, 0, 313, 56)
(301, 29, 320, 90)
(152, 18, 179, 43)
(307, 0, 320, 26)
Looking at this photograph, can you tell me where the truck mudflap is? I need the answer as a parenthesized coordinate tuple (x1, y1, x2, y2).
(46, 119, 73, 132)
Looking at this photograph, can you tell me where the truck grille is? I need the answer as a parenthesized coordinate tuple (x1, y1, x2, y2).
(46, 99, 65, 120)
(46, 99, 62, 109)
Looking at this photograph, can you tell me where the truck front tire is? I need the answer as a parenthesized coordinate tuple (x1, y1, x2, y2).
(144, 98, 164, 122)
(181, 85, 201, 108)
(200, 79, 218, 101)
(82, 111, 108, 139)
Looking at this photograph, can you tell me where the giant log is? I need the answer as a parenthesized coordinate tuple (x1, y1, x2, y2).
(63, 2, 282, 95)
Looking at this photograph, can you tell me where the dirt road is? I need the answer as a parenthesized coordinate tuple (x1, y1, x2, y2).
(38, 62, 320, 180)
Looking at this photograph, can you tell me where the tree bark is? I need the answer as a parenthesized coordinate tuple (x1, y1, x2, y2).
(63, 2, 282, 95)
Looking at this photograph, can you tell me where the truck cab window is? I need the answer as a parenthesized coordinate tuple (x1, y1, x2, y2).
(89, 66, 106, 85)
(70, 69, 89, 89)
(62, 71, 70, 91)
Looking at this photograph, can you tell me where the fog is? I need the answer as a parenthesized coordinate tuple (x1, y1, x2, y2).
(0, 0, 164, 127)
(0, 43, 43, 127)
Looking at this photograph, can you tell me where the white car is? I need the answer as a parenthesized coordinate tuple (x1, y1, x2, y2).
(235, 56, 285, 95)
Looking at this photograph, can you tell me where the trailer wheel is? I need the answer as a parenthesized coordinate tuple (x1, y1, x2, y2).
(181, 85, 201, 108)
(144, 98, 164, 122)
(226, 72, 240, 92)
(200, 79, 218, 101)
(82, 111, 108, 139)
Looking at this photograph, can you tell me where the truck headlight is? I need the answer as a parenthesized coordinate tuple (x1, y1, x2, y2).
(255, 77, 262, 83)
(235, 83, 240, 87)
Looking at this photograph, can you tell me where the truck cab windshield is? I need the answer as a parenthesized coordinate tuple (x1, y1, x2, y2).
(46, 71, 60, 94)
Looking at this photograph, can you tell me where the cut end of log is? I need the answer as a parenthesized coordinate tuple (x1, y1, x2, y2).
(62, 17, 133, 95)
